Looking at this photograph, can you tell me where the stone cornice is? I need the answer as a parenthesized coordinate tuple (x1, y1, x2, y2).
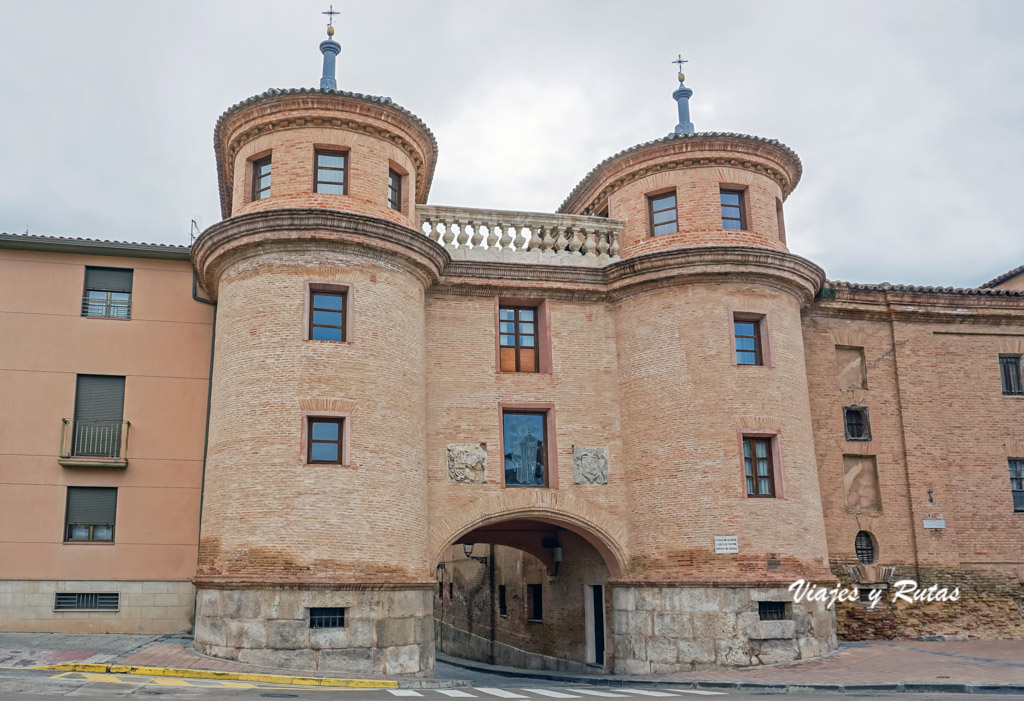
(809, 283, 1024, 324)
(191, 209, 449, 298)
(557, 132, 803, 216)
(213, 88, 438, 219)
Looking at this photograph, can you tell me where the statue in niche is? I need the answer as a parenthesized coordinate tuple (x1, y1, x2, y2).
(573, 446, 608, 484)
(446, 443, 487, 484)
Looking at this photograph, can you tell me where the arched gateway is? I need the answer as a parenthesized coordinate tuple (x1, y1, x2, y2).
(189, 25, 838, 676)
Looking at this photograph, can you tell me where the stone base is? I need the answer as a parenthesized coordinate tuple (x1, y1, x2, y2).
(0, 580, 193, 634)
(611, 585, 837, 674)
(194, 585, 434, 675)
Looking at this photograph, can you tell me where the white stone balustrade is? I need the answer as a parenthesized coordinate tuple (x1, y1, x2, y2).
(418, 205, 622, 266)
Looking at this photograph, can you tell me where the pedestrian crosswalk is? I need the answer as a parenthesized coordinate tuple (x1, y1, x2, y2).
(385, 687, 726, 698)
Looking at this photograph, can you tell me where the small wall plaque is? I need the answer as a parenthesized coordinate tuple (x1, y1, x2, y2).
(714, 535, 739, 554)
(923, 519, 946, 529)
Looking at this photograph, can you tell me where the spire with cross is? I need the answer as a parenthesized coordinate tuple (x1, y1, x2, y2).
(671, 54, 694, 135)
(319, 5, 342, 90)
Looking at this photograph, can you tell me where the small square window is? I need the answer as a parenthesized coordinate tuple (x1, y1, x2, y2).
(843, 406, 871, 441)
(502, 411, 548, 487)
(307, 418, 344, 464)
(648, 192, 678, 236)
(734, 318, 763, 366)
(1000, 356, 1023, 395)
(720, 188, 746, 230)
(527, 583, 543, 622)
(252, 156, 272, 201)
(309, 290, 346, 342)
(309, 607, 345, 629)
(388, 169, 402, 211)
(1009, 459, 1024, 513)
(758, 601, 787, 620)
(743, 436, 776, 498)
(314, 150, 347, 195)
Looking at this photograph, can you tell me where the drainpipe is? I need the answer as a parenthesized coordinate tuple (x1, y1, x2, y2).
(191, 272, 216, 632)
(489, 544, 497, 665)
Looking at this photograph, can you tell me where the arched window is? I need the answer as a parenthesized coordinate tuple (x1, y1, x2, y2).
(855, 530, 876, 565)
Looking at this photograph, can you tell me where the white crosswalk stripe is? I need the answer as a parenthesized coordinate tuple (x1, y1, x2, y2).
(618, 690, 681, 697)
(436, 691, 478, 697)
(566, 691, 629, 698)
(387, 690, 424, 697)
(665, 690, 727, 696)
(475, 689, 529, 699)
(522, 690, 581, 698)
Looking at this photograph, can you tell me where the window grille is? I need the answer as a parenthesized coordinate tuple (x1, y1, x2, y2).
(855, 530, 876, 564)
(54, 592, 119, 611)
(309, 607, 345, 629)
(844, 406, 871, 441)
(758, 601, 787, 621)
(1001, 356, 1023, 395)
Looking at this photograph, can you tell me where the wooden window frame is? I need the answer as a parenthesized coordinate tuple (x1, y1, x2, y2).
(302, 412, 351, 466)
(251, 156, 272, 201)
(304, 282, 352, 343)
(498, 403, 558, 489)
(495, 298, 551, 374)
(843, 406, 872, 441)
(387, 168, 402, 211)
(741, 434, 777, 498)
(313, 148, 349, 196)
(720, 187, 747, 231)
(1000, 355, 1023, 396)
(1009, 458, 1024, 513)
(499, 305, 540, 373)
(647, 189, 679, 237)
(309, 290, 347, 343)
(731, 310, 770, 367)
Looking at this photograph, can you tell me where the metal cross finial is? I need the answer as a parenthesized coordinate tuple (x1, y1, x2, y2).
(672, 55, 689, 71)
(322, 4, 339, 28)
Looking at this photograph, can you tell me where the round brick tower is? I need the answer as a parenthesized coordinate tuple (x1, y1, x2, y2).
(189, 27, 442, 674)
(559, 71, 837, 670)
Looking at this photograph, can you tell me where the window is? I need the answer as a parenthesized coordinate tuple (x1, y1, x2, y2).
(859, 588, 881, 604)
(499, 306, 539, 373)
(743, 436, 775, 498)
(307, 417, 344, 464)
(502, 411, 548, 487)
(65, 487, 116, 542)
(54, 592, 119, 611)
(527, 583, 543, 622)
(309, 607, 345, 629)
(314, 149, 347, 195)
(734, 319, 762, 365)
(309, 290, 346, 342)
(72, 375, 126, 459)
(449, 582, 454, 599)
(1010, 459, 1024, 512)
(1001, 355, 1023, 395)
(855, 530, 876, 564)
(836, 346, 868, 390)
(387, 168, 402, 211)
(758, 602, 787, 621)
(82, 267, 132, 319)
(776, 198, 786, 244)
(720, 188, 746, 230)
(648, 192, 678, 236)
(843, 406, 871, 441)
(843, 455, 882, 512)
(498, 585, 508, 617)
(252, 156, 272, 201)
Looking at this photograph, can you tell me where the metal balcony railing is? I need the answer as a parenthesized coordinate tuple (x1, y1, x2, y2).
(81, 294, 131, 319)
(59, 419, 130, 466)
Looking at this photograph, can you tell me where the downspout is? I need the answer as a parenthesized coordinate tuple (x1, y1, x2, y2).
(191, 271, 216, 631)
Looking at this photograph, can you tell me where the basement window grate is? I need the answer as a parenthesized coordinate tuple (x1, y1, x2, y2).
(54, 592, 119, 611)
(758, 601, 787, 621)
(309, 607, 345, 629)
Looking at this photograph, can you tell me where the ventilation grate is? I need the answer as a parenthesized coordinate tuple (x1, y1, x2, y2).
(54, 592, 119, 611)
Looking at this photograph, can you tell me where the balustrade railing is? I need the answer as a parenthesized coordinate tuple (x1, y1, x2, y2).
(59, 419, 130, 465)
(418, 205, 622, 265)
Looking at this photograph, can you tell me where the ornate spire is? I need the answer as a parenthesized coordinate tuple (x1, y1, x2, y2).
(319, 5, 341, 90)
(671, 55, 694, 135)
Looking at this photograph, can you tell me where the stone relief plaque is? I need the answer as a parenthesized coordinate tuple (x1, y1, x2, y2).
(572, 446, 608, 484)
(446, 443, 487, 484)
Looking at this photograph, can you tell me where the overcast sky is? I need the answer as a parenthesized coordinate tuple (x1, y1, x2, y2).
(0, 1, 1021, 287)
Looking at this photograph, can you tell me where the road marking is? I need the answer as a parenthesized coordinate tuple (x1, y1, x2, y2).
(150, 677, 194, 686)
(388, 691, 424, 697)
(618, 691, 680, 697)
(476, 689, 529, 698)
(436, 691, 477, 697)
(522, 691, 581, 699)
(666, 690, 727, 696)
(566, 690, 629, 698)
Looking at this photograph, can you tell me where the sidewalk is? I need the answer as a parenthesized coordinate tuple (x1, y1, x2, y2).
(2, 633, 1023, 690)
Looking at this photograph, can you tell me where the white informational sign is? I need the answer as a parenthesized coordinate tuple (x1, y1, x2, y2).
(714, 535, 739, 554)
(923, 519, 946, 529)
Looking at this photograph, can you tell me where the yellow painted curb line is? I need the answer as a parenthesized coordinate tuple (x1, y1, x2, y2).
(31, 663, 399, 688)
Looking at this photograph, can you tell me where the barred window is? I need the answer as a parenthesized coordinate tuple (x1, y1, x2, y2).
(758, 601, 787, 620)
(1009, 459, 1024, 513)
(309, 607, 345, 629)
(855, 530, 876, 564)
(843, 406, 871, 441)
(1001, 356, 1023, 395)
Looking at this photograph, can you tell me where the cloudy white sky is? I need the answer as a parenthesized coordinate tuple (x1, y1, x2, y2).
(0, 1, 1021, 287)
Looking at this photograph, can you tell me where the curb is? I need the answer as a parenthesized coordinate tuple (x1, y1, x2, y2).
(30, 663, 400, 688)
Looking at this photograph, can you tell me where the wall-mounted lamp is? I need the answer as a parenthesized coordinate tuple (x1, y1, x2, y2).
(463, 543, 489, 566)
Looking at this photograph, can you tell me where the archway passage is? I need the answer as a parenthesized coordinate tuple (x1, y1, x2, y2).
(436, 519, 612, 673)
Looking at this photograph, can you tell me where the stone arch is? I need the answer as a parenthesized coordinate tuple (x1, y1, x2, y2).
(430, 491, 628, 578)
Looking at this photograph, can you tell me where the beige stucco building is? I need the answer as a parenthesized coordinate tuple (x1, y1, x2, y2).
(1, 28, 1022, 676)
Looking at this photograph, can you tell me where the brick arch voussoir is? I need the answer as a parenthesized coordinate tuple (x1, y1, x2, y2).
(430, 491, 628, 578)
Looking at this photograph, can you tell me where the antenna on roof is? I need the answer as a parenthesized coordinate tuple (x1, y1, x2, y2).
(189, 219, 201, 246)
